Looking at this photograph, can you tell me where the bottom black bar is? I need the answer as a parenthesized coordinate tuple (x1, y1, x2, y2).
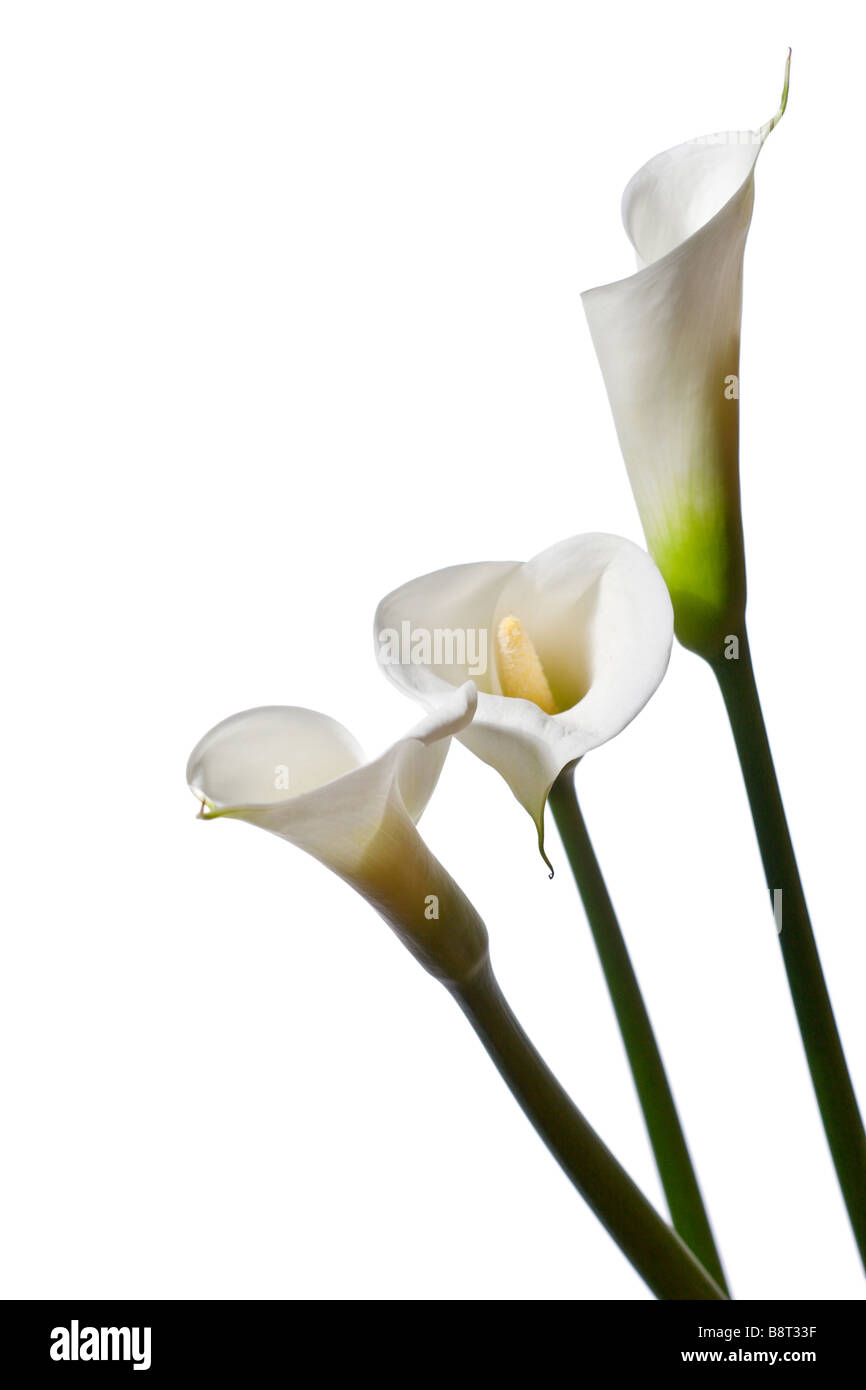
(1, 1299, 861, 1378)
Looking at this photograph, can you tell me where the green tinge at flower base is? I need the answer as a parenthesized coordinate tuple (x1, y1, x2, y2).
(647, 490, 745, 656)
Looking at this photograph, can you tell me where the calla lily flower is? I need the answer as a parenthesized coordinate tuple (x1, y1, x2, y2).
(581, 54, 790, 655)
(186, 682, 725, 1302)
(186, 681, 488, 984)
(374, 533, 673, 853)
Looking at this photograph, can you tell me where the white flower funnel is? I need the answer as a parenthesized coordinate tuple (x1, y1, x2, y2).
(581, 54, 790, 655)
(374, 534, 673, 857)
(187, 682, 488, 983)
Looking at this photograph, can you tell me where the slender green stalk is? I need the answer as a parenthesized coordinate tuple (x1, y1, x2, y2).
(548, 768, 728, 1293)
(451, 959, 727, 1300)
(710, 628, 866, 1270)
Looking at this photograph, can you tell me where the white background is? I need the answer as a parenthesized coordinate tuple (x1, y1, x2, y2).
(2, 2, 864, 1301)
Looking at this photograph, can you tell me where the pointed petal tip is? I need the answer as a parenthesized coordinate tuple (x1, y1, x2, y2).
(761, 48, 791, 140)
(779, 47, 792, 120)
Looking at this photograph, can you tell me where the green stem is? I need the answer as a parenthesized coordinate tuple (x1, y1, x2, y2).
(710, 628, 866, 1270)
(548, 768, 729, 1293)
(451, 959, 726, 1300)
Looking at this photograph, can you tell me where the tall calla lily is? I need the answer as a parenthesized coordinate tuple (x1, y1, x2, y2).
(374, 533, 673, 852)
(582, 55, 866, 1272)
(187, 681, 488, 983)
(581, 54, 790, 655)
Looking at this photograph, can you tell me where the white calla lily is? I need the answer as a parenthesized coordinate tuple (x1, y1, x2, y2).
(581, 54, 790, 655)
(187, 684, 726, 1302)
(186, 681, 488, 983)
(374, 534, 673, 854)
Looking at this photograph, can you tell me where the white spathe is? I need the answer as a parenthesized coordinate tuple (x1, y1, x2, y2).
(187, 681, 488, 983)
(581, 55, 790, 654)
(374, 534, 673, 847)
